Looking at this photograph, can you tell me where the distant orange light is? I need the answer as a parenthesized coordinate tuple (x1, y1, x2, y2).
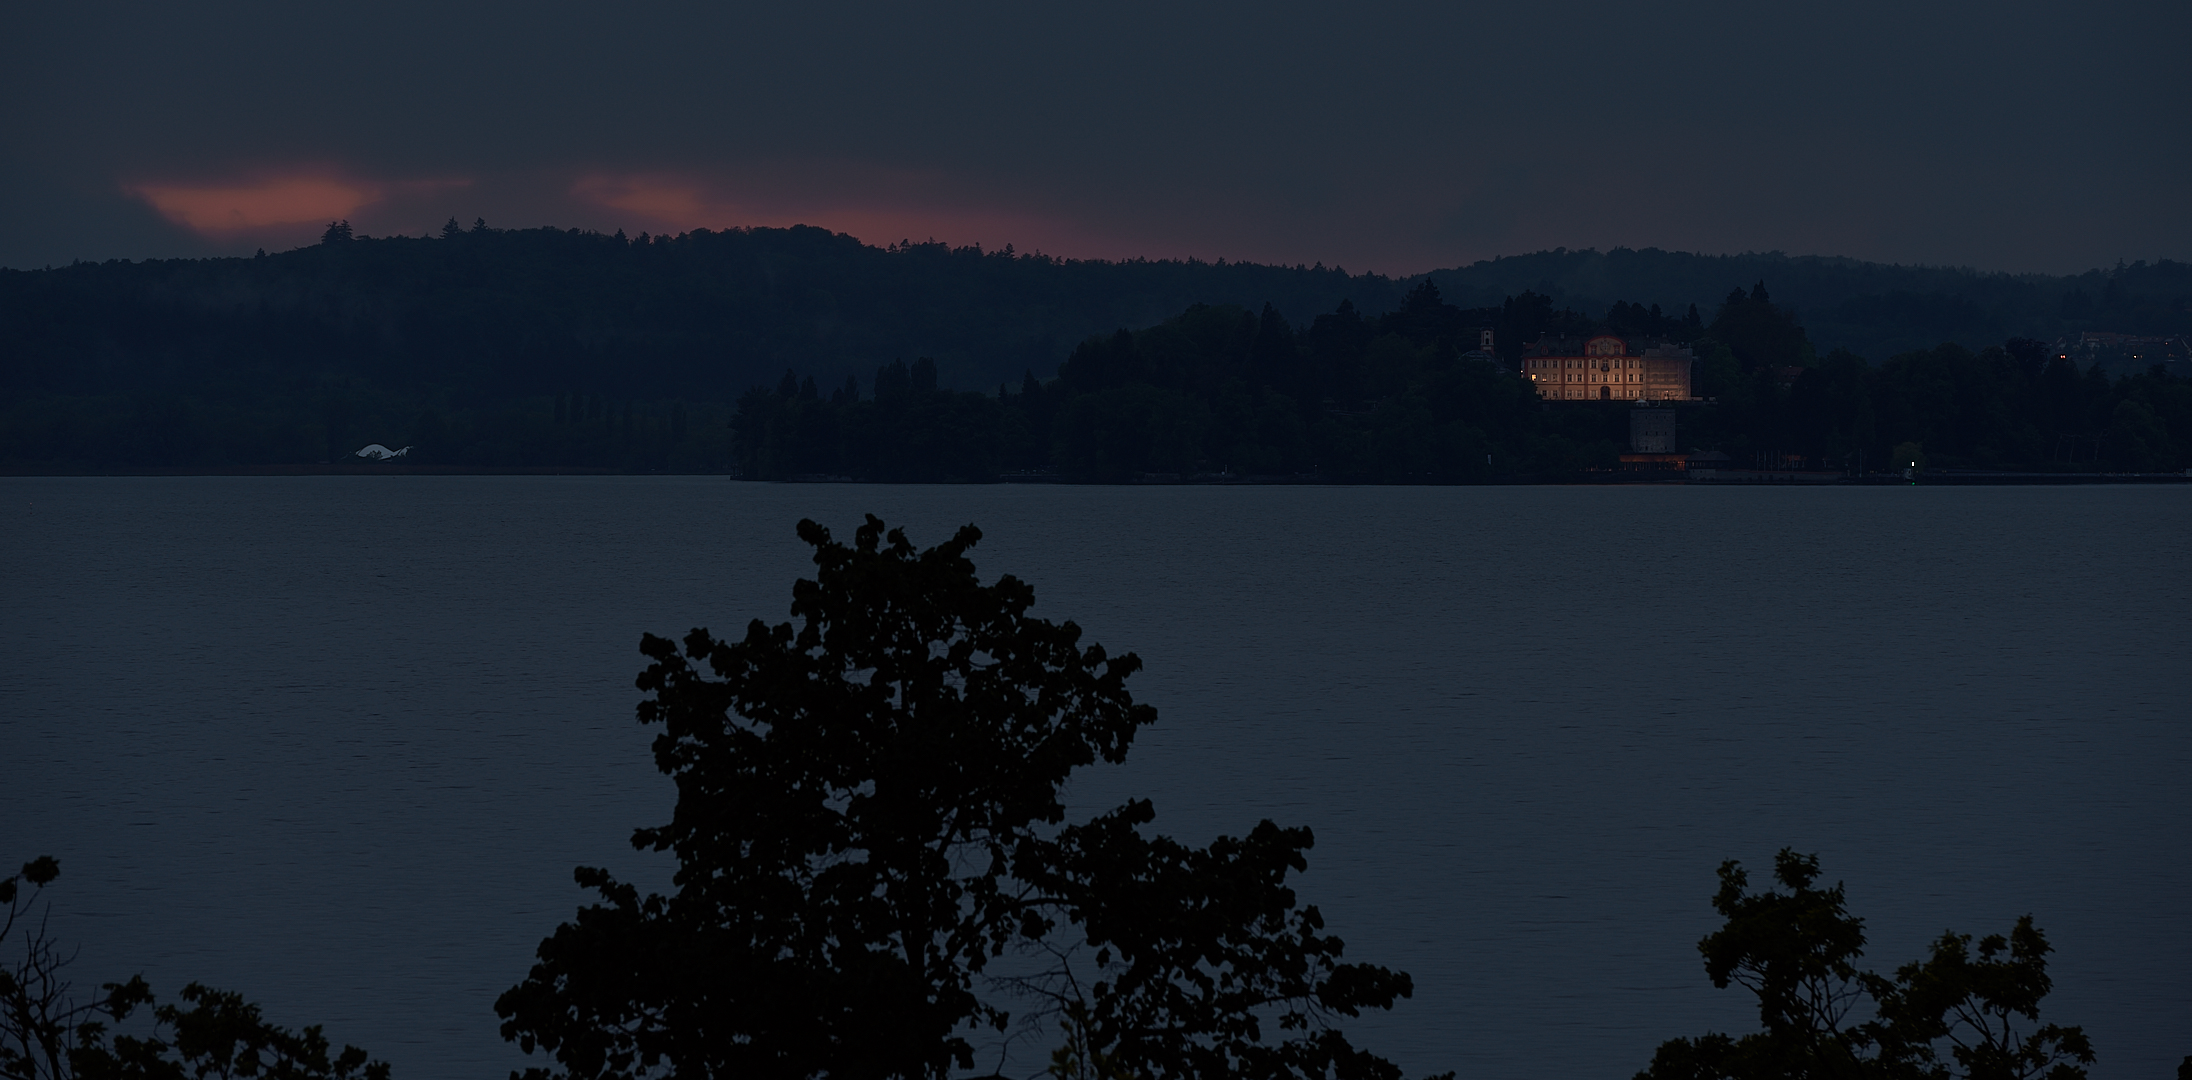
(130, 176, 384, 232)
(571, 175, 713, 222)
(569, 170, 1104, 262)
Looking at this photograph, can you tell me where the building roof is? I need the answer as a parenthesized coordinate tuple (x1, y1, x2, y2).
(1525, 335, 1614, 357)
(1525, 334, 1696, 359)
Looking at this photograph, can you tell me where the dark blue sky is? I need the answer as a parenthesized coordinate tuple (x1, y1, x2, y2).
(4, 0, 2185, 273)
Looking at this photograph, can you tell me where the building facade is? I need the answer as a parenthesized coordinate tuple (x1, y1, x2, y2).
(1458, 328, 1499, 365)
(1523, 334, 1695, 401)
(1629, 409, 1675, 452)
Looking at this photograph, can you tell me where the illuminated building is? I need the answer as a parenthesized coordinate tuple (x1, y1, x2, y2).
(1522, 334, 1695, 401)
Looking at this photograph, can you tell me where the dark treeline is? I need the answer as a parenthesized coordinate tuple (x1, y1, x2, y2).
(1, 220, 2187, 473)
(0, 221, 1394, 470)
(735, 281, 2192, 481)
(1423, 248, 2192, 361)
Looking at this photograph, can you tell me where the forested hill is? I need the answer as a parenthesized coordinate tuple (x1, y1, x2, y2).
(0, 224, 1401, 410)
(1422, 249, 2192, 361)
(1, 221, 2187, 471)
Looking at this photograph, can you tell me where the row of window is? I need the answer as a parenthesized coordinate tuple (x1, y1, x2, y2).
(1536, 387, 1688, 400)
(1528, 359, 1650, 370)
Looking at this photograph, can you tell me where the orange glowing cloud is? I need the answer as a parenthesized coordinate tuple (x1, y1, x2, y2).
(575, 175, 719, 223)
(130, 175, 386, 233)
(572, 172, 1119, 259)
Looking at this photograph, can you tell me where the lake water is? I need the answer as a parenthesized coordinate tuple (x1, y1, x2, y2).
(2, 477, 2186, 1080)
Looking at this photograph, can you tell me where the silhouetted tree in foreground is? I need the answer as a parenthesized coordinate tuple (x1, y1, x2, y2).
(495, 515, 1441, 1080)
(1639, 850, 2092, 1080)
(0, 857, 387, 1080)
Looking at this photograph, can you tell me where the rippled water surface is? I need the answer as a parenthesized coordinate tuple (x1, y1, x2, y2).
(3, 478, 2186, 1080)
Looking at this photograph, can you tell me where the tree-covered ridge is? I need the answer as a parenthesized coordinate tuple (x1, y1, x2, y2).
(0, 225, 1393, 410)
(735, 282, 2192, 481)
(0, 223, 1399, 469)
(0, 223, 2186, 473)
(1423, 248, 2192, 361)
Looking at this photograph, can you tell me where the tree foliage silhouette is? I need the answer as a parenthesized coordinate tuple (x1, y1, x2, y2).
(495, 516, 1435, 1080)
(1638, 850, 2091, 1080)
(0, 857, 387, 1080)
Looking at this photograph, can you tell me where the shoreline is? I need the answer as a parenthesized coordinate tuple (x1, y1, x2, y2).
(2, 466, 2186, 485)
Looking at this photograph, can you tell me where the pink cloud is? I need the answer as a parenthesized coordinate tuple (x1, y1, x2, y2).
(130, 174, 387, 233)
(573, 175, 719, 224)
(569, 171, 1137, 260)
(127, 172, 476, 240)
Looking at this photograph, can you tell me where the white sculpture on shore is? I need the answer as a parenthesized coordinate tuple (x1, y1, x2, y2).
(352, 444, 412, 460)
